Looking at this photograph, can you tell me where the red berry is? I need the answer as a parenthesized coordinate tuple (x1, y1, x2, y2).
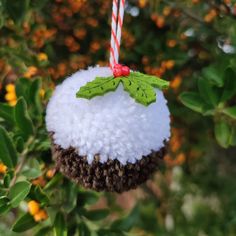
(113, 67, 123, 77)
(113, 64, 123, 69)
(121, 66, 130, 76)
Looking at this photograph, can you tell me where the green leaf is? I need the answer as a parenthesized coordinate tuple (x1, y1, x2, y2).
(230, 126, 236, 146)
(220, 68, 236, 102)
(76, 77, 121, 99)
(44, 173, 63, 190)
(12, 213, 37, 233)
(78, 223, 90, 236)
(77, 191, 99, 207)
(179, 92, 207, 113)
(222, 106, 236, 119)
(8, 181, 31, 207)
(22, 159, 42, 180)
(29, 78, 42, 117)
(198, 77, 219, 107)
(3, 173, 11, 188)
(111, 205, 140, 231)
(15, 136, 25, 153)
(5, 0, 30, 23)
(62, 182, 77, 213)
(15, 78, 31, 102)
(30, 0, 49, 9)
(214, 120, 231, 148)
(131, 72, 169, 89)
(83, 209, 109, 221)
(54, 212, 67, 236)
(121, 77, 156, 106)
(0, 196, 11, 215)
(35, 227, 52, 236)
(0, 103, 15, 127)
(15, 97, 34, 140)
(202, 64, 224, 87)
(0, 126, 18, 168)
(34, 186, 50, 206)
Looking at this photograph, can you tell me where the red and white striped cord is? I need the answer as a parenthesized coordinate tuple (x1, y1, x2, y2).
(109, 0, 125, 69)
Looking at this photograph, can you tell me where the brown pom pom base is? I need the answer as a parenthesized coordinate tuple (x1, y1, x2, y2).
(52, 141, 166, 193)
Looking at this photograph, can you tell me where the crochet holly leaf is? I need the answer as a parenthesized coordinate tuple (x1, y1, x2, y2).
(76, 71, 169, 106)
(122, 77, 156, 106)
(132, 72, 169, 90)
(76, 76, 121, 99)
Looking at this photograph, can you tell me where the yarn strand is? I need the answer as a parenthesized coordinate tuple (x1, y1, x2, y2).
(109, 0, 125, 69)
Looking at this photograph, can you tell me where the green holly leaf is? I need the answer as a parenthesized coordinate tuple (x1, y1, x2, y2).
(76, 72, 169, 106)
(76, 77, 121, 99)
(121, 77, 156, 106)
(131, 72, 169, 89)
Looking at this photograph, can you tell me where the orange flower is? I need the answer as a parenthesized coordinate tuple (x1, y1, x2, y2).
(0, 163, 7, 174)
(28, 200, 40, 216)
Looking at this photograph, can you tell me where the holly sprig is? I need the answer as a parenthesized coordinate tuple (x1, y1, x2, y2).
(76, 72, 169, 106)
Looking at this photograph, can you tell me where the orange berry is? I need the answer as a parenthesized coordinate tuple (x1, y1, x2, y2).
(28, 200, 40, 216)
(139, 0, 147, 8)
(46, 169, 56, 179)
(0, 163, 7, 174)
(156, 16, 165, 28)
(5, 92, 17, 102)
(32, 176, 46, 187)
(5, 84, 15, 93)
(33, 209, 48, 222)
(163, 6, 171, 16)
(167, 39, 177, 48)
(165, 60, 175, 70)
(23, 66, 38, 79)
(175, 153, 186, 165)
(37, 53, 48, 62)
(170, 75, 182, 90)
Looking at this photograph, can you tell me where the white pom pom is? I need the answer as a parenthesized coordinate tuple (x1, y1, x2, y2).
(46, 66, 170, 164)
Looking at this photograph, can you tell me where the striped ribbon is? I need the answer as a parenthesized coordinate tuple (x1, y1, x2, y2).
(109, 0, 125, 69)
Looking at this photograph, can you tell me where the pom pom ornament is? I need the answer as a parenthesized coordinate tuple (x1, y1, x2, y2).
(46, 0, 171, 193)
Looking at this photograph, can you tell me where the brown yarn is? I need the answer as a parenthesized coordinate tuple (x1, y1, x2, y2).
(51, 138, 166, 193)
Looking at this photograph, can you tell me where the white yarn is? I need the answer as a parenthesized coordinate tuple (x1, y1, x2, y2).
(46, 67, 170, 165)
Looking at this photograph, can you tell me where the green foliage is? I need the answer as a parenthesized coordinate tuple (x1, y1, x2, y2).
(77, 72, 169, 106)
(12, 213, 37, 233)
(8, 181, 31, 208)
(180, 65, 236, 148)
(0, 126, 18, 168)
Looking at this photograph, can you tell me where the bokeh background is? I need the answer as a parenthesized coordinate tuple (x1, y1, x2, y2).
(0, 0, 236, 235)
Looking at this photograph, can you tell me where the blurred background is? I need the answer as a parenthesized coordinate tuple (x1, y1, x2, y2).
(0, 0, 236, 235)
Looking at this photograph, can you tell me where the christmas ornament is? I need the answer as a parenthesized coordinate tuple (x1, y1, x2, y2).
(46, 0, 170, 193)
